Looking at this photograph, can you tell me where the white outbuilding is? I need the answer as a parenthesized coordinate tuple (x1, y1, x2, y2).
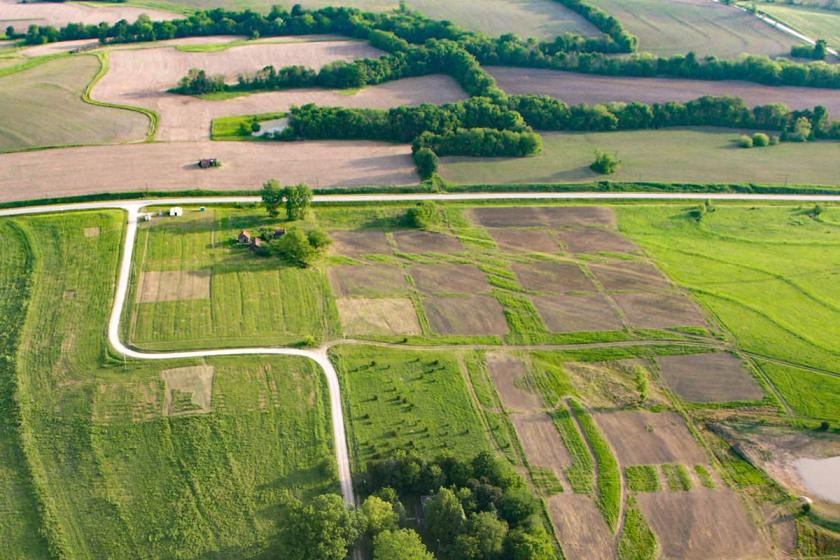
(169, 207, 183, 217)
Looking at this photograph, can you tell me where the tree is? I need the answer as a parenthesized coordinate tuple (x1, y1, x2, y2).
(424, 487, 466, 552)
(590, 150, 620, 174)
(274, 228, 316, 266)
(503, 526, 556, 560)
(261, 179, 283, 217)
(307, 228, 332, 250)
(373, 529, 434, 560)
(497, 488, 538, 525)
(284, 183, 312, 220)
(413, 147, 439, 180)
(405, 201, 441, 229)
(361, 496, 400, 536)
(453, 512, 508, 560)
(752, 132, 770, 147)
(279, 493, 363, 560)
(737, 134, 753, 148)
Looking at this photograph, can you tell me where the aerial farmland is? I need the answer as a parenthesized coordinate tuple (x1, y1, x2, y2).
(1, 0, 839, 559)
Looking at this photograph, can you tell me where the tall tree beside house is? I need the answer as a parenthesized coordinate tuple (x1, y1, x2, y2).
(261, 179, 284, 217)
(373, 529, 434, 560)
(284, 183, 313, 221)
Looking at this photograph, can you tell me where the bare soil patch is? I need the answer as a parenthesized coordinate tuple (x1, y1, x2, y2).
(613, 292, 706, 330)
(84, 227, 100, 238)
(589, 260, 671, 292)
(0, 0, 176, 33)
(424, 295, 509, 336)
(486, 352, 543, 411)
(547, 494, 616, 560)
(657, 352, 764, 403)
(0, 140, 418, 202)
(532, 294, 623, 332)
(329, 265, 407, 297)
(513, 261, 594, 293)
(487, 228, 559, 252)
(637, 489, 769, 560)
(556, 228, 639, 254)
(138, 270, 210, 303)
(512, 412, 573, 469)
(336, 297, 420, 336)
(161, 365, 215, 417)
(595, 410, 708, 466)
(409, 264, 489, 294)
(331, 230, 392, 256)
(393, 230, 464, 254)
(489, 66, 840, 117)
(470, 206, 615, 228)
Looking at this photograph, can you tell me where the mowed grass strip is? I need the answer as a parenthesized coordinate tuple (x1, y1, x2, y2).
(332, 345, 491, 469)
(618, 496, 659, 560)
(662, 464, 693, 492)
(625, 465, 660, 493)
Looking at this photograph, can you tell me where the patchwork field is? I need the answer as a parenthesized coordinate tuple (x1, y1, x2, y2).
(657, 352, 765, 404)
(0, 0, 177, 33)
(441, 128, 840, 186)
(585, 0, 797, 56)
(0, 55, 148, 152)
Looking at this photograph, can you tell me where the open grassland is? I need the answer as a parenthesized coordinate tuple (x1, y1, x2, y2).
(619, 204, 840, 419)
(752, 1, 840, 49)
(332, 345, 492, 470)
(0, 0, 177, 33)
(126, 0, 599, 39)
(0, 55, 148, 152)
(441, 128, 840, 187)
(0, 210, 337, 558)
(586, 0, 797, 56)
(128, 206, 340, 349)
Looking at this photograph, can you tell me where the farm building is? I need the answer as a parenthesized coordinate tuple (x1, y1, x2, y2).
(238, 230, 252, 245)
(169, 207, 183, 217)
(250, 237, 263, 252)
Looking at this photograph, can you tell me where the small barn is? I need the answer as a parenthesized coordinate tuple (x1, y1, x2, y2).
(250, 237, 264, 252)
(238, 230, 252, 245)
(169, 207, 183, 217)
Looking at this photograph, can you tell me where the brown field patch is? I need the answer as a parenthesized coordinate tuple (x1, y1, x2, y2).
(595, 410, 708, 466)
(547, 494, 615, 560)
(512, 412, 573, 470)
(0, 140, 418, 203)
(556, 227, 639, 254)
(532, 294, 623, 333)
(424, 295, 509, 336)
(409, 264, 489, 294)
(563, 360, 668, 409)
(329, 265, 407, 297)
(657, 353, 764, 403)
(161, 365, 215, 417)
(331, 230, 392, 256)
(336, 297, 421, 336)
(487, 228, 559, 252)
(0, 0, 176, 33)
(489, 66, 840, 117)
(513, 261, 594, 293)
(589, 260, 671, 291)
(138, 270, 210, 303)
(470, 206, 615, 228)
(393, 230, 464, 254)
(84, 227, 100, 238)
(486, 352, 543, 411)
(613, 292, 706, 329)
(637, 489, 769, 560)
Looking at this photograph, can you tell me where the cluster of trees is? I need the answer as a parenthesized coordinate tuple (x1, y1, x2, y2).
(590, 150, 620, 174)
(791, 39, 828, 60)
(548, 0, 638, 52)
(737, 132, 777, 148)
(260, 180, 312, 219)
(405, 201, 442, 228)
(508, 94, 838, 141)
(257, 181, 328, 266)
(412, 128, 542, 158)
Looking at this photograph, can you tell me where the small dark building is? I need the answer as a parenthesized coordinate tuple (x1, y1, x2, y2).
(238, 230, 251, 245)
(273, 228, 286, 239)
(250, 237, 264, 252)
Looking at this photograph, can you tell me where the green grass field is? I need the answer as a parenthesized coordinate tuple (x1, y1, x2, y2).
(127, 206, 340, 349)
(441, 128, 840, 187)
(211, 112, 286, 140)
(586, 0, 797, 56)
(0, 211, 338, 558)
(751, 1, 840, 49)
(0, 55, 148, 152)
(619, 204, 840, 419)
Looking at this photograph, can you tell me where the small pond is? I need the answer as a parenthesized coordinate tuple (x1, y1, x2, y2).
(795, 456, 840, 503)
(253, 118, 289, 137)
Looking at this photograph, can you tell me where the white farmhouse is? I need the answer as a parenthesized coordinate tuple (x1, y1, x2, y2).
(169, 207, 183, 217)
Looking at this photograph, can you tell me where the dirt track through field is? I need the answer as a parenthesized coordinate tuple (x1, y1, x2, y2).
(0, 0, 177, 33)
(0, 140, 417, 202)
(94, 39, 467, 141)
(490, 66, 840, 116)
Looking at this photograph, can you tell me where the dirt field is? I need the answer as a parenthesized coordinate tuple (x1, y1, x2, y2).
(486, 352, 543, 411)
(612, 292, 706, 330)
(393, 230, 464, 254)
(512, 412, 573, 469)
(589, 260, 671, 292)
(423, 295, 509, 336)
(336, 297, 420, 335)
(331, 230, 392, 256)
(595, 410, 708, 466)
(470, 206, 615, 228)
(487, 228, 559, 252)
(328, 265, 407, 297)
(490, 66, 840, 116)
(94, 40, 467, 141)
(657, 352, 764, 403)
(547, 494, 616, 560)
(637, 489, 769, 559)
(562, 360, 668, 409)
(0, 140, 418, 202)
(556, 228, 639, 254)
(161, 365, 215, 416)
(512, 261, 595, 293)
(0, 0, 177, 33)
(532, 294, 623, 332)
(138, 270, 210, 303)
(409, 264, 489, 294)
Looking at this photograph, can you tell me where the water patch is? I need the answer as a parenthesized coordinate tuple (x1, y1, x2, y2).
(795, 456, 840, 503)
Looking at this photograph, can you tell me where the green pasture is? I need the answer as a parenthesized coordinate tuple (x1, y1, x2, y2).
(750, 2, 840, 49)
(0, 211, 338, 558)
(211, 112, 286, 140)
(441, 128, 840, 188)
